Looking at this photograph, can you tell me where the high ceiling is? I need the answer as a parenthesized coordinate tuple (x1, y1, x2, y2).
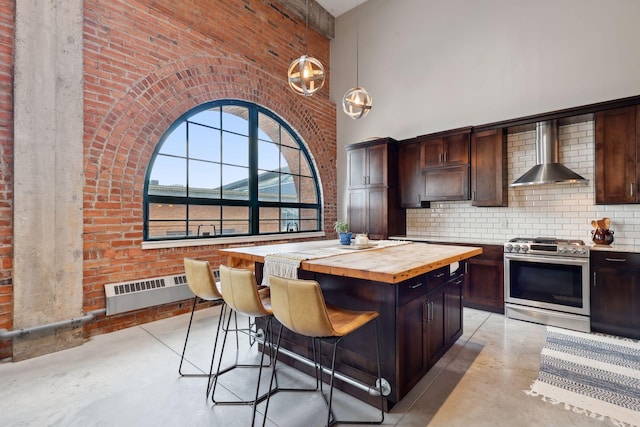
(315, 0, 367, 17)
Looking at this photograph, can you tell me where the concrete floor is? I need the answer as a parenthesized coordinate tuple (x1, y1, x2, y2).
(0, 307, 611, 427)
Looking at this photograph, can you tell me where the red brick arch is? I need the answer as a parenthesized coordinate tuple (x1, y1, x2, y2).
(85, 54, 335, 209)
(82, 53, 337, 321)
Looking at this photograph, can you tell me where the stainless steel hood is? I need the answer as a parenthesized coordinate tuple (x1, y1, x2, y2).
(510, 120, 588, 187)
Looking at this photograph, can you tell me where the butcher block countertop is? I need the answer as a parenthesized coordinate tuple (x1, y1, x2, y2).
(218, 240, 482, 284)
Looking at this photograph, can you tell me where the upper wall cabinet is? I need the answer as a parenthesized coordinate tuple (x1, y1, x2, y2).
(346, 138, 405, 239)
(420, 132, 470, 169)
(595, 105, 640, 204)
(398, 140, 430, 208)
(347, 140, 388, 189)
(419, 128, 471, 202)
(471, 128, 507, 207)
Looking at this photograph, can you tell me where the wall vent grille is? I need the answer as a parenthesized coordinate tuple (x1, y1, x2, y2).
(105, 273, 195, 315)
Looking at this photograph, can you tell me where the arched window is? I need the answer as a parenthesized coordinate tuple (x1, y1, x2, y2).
(144, 100, 321, 240)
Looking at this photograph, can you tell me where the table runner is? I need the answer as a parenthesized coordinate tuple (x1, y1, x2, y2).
(260, 240, 409, 286)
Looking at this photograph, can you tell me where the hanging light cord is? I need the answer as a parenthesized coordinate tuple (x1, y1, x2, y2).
(305, 0, 309, 55)
(355, 0, 360, 86)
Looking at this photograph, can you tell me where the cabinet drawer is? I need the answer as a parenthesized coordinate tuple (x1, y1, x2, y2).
(426, 266, 449, 289)
(591, 251, 640, 269)
(397, 266, 450, 306)
(397, 273, 429, 306)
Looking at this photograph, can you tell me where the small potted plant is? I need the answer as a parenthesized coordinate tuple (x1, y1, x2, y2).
(334, 220, 352, 245)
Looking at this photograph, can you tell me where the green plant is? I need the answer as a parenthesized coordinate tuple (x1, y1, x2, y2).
(333, 220, 349, 233)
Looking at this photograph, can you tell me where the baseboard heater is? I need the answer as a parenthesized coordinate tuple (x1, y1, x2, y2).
(104, 271, 219, 315)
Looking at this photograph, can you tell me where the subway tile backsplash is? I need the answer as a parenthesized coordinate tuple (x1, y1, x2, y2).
(406, 120, 640, 245)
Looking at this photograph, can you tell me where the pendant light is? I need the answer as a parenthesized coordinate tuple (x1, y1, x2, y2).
(342, 0, 372, 119)
(288, 0, 325, 96)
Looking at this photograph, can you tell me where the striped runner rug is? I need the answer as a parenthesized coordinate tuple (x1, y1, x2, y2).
(526, 326, 640, 426)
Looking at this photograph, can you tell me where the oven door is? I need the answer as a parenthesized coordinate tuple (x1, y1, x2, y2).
(504, 253, 590, 316)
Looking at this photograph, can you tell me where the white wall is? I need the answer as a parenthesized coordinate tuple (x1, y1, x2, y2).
(331, 0, 640, 222)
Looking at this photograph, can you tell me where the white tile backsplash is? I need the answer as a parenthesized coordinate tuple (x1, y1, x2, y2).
(406, 120, 640, 246)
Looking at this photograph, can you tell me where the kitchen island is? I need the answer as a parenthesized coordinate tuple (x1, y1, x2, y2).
(218, 240, 482, 409)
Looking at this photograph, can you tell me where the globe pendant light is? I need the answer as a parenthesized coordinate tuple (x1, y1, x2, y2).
(343, 86, 372, 120)
(342, 0, 372, 119)
(288, 0, 325, 96)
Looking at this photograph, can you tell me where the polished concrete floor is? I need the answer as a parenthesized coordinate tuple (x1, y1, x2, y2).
(0, 306, 611, 426)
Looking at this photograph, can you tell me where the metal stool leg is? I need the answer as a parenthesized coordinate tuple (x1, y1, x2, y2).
(178, 296, 199, 377)
(211, 310, 274, 405)
(205, 303, 229, 396)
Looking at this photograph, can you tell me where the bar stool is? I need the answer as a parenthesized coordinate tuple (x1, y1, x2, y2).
(263, 276, 385, 427)
(179, 258, 226, 397)
(210, 265, 277, 424)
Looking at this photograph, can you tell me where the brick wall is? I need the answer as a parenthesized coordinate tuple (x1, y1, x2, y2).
(0, 0, 13, 360)
(82, 0, 336, 337)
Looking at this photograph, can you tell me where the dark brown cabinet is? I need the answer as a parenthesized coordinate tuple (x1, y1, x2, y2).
(471, 128, 506, 207)
(423, 166, 470, 201)
(397, 289, 428, 394)
(591, 251, 640, 339)
(463, 244, 504, 313)
(398, 140, 429, 208)
(346, 138, 405, 239)
(420, 132, 470, 168)
(595, 105, 640, 204)
(425, 290, 445, 366)
(397, 266, 464, 395)
(418, 128, 471, 202)
(347, 141, 387, 189)
(444, 275, 464, 342)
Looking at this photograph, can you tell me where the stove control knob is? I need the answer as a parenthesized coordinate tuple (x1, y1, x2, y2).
(577, 248, 586, 255)
(521, 245, 529, 253)
(558, 247, 566, 254)
(568, 247, 577, 254)
(513, 244, 521, 252)
(505, 244, 513, 252)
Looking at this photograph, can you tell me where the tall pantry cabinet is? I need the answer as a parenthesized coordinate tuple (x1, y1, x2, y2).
(346, 138, 405, 240)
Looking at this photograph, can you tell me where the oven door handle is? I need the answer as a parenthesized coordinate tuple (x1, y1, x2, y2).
(604, 257, 627, 262)
(504, 253, 589, 266)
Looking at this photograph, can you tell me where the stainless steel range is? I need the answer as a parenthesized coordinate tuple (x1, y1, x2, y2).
(504, 237, 590, 332)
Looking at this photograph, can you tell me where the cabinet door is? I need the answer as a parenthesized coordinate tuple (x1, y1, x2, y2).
(399, 142, 425, 208)
(445, 277, 463, 342)
(426, 291, 445, 367)
(591, 254, 640, 339)
(595, 106, 638, 204)
(367, 188, 387, 239)
(397, 296, 428, 394)
(465, 256, 504, 312)
(347, 147, 367, 189)
(421, 138, 444, 168)
(443, 133, 470, 166)
(423, 165, 470, 201)
(366, 144, 388, 187)
(471, 129, 506, 207)
(347, 188, 367, 234)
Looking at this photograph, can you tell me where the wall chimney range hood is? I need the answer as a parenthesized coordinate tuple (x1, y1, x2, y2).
(510, 120, 588, 187)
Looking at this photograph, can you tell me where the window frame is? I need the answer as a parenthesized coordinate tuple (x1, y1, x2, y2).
(143, 99, 322, 241)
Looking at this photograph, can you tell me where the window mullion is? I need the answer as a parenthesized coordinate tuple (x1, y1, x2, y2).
(248, 106, 259, 234)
